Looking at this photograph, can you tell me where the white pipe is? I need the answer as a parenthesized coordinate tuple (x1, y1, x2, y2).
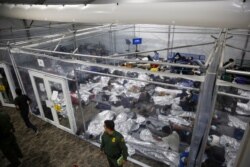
(0, 1, 250, 28)
(217, 91, 250, 100)
(226, 69, 250, 76)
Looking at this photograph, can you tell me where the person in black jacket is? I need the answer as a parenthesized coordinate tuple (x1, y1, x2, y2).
(0, 108, 23, 167)
(14, 88, 38, 134)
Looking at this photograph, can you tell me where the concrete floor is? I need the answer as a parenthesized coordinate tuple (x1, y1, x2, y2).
(0, 107, 168, 167)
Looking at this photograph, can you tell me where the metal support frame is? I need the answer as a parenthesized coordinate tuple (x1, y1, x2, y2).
(217, 79, 250, 91)
(19, 25, 112, 48)
(167, 25, 171, 60)
(72, 48, 78, 54)
(188, 29, 227, 167)
(225, 69, 250, 76)
(7, 47, 26, 94)
(240, 30, 250, 67)
(72, 24, 78, 51)
(13, 48, 205, 83)
(226, 44, 250, 52)
(217, 91, 250, 100)
(20, 41, 216, 69)
(53, 35, 65, 51)
(109, 24, 114, 55)
(234, 123, 250, 167)
(119, 30, 220, 34)
(74, 69, 86, 133)
(75, 69, 199, 91)
(170, 24, 175, 57)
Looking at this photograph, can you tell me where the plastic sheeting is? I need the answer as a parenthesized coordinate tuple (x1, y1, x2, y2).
(220, 135, 240, 167)
(86, 109, 181, 166)
(153, 95, 174, 106)
(236, 102, 250, 116)
(158, 114, 191, 127)
(228, 115, 247, 130)
(155, 87, 182, 96)
(86, 110, 115, 137)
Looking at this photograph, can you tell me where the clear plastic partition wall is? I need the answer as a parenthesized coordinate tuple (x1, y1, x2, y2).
(74, 66, 202, 166)
(9, 24, 248, 166)
(203, 85, 250, 167)
(200, 30, 250, 167)
(10, 47, 205, 166)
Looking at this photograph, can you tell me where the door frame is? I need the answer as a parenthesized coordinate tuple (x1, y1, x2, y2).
(0, 63, 16, 107)
(29, 70, 76, 134)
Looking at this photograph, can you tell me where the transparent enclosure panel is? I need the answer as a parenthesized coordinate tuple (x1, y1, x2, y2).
(75, 67, 200, 166)
(203, 86, 250, 167)
(49, 80, 70, 129)
(34, 76, 53, 120)
(0, 67, 14, 104)
(18, 69, 40, 115)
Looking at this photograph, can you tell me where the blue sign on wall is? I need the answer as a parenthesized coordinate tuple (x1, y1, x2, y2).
(133, 38, 142, 45)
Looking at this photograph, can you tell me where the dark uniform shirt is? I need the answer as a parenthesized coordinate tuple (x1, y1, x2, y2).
(101, 131, 128, 160)
(14, 95, 31, 113)
(0, 111, 14, 141)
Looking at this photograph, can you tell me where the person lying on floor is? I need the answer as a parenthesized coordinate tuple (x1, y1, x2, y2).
(147, 121, 192, 145)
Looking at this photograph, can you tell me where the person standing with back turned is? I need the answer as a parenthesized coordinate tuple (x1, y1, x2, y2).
(101, 120, 128, 167)
(14, 88, 38, 135)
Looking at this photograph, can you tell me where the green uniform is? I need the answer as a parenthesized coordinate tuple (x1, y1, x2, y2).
(101, 131, 128, 167)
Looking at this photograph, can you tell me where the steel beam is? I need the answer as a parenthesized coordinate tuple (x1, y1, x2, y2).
(7, 47, 26, 93)
(188, 30, 227, 167)
(226, 44, 250, 52)
(240, 30, 250, 67)
(217, 91, 250, 101)
(226, 69, 250, 76)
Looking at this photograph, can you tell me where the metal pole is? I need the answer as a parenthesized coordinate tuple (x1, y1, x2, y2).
(225, 69, 250, 76)
(188, 29, 227, 167)
(76, 69, 199, 91)
(204, 44, 217, 67)
(167, 25, 171, 60)
(240, 30, 250, 67)
(109, 24, 113, 55)
(170, 25, 175, 57)
(7, 46, 26, 94)
(15, 48, 205, 82)
(72, 24, 78, 51)
(74, 69, 86, 133)
(217, 91, 250, 100)
(21, 25, 112, 48)
(72, 48, 78, 54)
(217, 79, 250, 91)
(226, 44, 250, 52)
(20, 42, 216, 68)
(114, 30, 220, 34)
(53, 35, 65, 51)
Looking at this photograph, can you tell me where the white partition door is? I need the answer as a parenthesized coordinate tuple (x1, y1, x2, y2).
(29, 71, 76, 134)
(0, 64, 16, 107)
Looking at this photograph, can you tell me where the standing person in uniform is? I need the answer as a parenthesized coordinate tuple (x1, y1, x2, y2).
(0, 108, 23, 167)
(14, 88, 38, 134)
(101, 120, 128, 167)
